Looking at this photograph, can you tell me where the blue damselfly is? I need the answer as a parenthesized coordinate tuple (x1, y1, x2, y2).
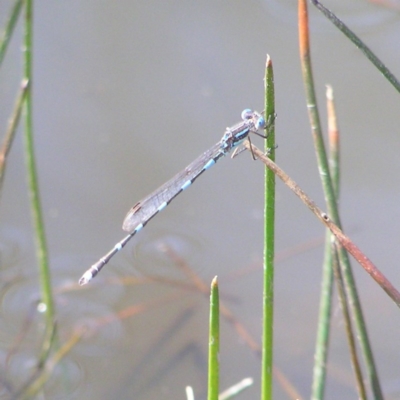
(79, 109, 267, 285)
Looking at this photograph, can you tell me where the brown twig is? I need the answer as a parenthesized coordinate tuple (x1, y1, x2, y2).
(244, 141, 400, 308)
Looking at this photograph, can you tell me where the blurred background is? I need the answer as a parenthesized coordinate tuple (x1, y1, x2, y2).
(0, 1, 399, 398)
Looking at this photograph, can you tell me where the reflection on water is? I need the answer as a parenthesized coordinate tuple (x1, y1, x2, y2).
(0, 243, 125, 398)
(133, 225, 205, 279)
(0, 0, 399, 398)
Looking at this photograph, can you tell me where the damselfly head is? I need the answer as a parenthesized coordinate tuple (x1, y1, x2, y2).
(241, 109, 265, 131)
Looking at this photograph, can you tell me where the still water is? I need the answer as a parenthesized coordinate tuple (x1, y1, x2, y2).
(0, 1, 399, 398)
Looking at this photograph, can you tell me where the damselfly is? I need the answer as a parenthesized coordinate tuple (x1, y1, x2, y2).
(79, 109, 267, 285)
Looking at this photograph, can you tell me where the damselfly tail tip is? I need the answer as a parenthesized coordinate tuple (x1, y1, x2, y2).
(78, 271, 93, 286)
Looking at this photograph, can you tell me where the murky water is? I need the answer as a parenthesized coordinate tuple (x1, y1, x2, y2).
(0, 1, 399, 398)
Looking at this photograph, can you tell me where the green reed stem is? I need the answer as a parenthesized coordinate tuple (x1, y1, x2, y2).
(298, 1, 383, 397)
(0, 0, 24, 67)
(23, 0, 55, 323)
(261, 55, 276, 400)
(208, 276, 220, 400)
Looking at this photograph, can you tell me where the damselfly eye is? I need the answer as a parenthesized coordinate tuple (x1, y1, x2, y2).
(256, 116, 266, 130)
(241, 109, 253, 120)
